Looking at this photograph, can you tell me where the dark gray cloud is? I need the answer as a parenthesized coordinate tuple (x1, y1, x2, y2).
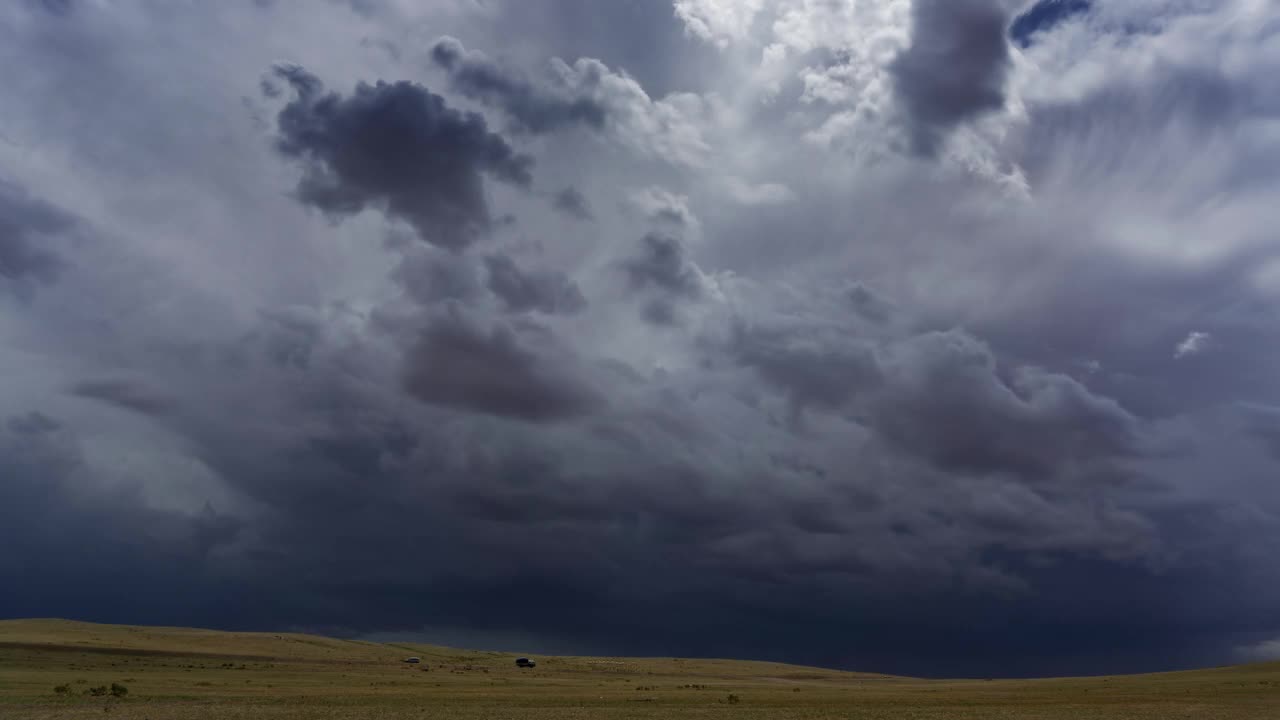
(403, 307, 600, 421)
(551, 186, 593, 220)
(0, 414, 244, 626)
(890, 0, 1013, 155)
(622, 232, 706, 325)
(483, 254, 586, 315)
(732, 319, 1141, 480)
(271, 64, 533, 249)
(623, 232, 704, 297)
(870, 331, 1141, 479)
(69, 379, 172, 416)
(430, 36, 608, 134)
(6, 411, 60, 435)
(730, 322, 881, 412)
(392, 247, 485, 305)
(0, 179, 71, 291)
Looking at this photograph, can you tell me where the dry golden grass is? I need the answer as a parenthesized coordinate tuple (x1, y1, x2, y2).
(2, 618, 1277, 719)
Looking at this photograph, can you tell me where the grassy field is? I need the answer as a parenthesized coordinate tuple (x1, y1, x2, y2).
(2, 619, 1277, 719)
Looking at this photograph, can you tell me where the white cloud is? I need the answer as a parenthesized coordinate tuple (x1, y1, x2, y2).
(1236, 637, 1280, 662)
(549, 57, 716, 168)
(674, 0, 765, 48)
(720, 176, 794, 205)
(627, 186, 699, 230)
(1175, 331, 1212, 359)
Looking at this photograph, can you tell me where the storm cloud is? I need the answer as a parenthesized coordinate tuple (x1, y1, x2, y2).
(271, 64, 533, 249)
(430, 35, 609, 134)
(483, 254, 587, 315)
(0, 180, 71, 292)
(2, 0, 1280, 680)
(402, 307, 600, 421)
(890, 0, 1013, 155)
(551, 186, 593, 221)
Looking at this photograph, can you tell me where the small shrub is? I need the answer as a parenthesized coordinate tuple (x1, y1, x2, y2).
(110, 683, 128, 697)
(86, 685, 109, 697)
(793, 687, 801, 693)
(54, 684, 71, 694)
(726, 693, 741, 705)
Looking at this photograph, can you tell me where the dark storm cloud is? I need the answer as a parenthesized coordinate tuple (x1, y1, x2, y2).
(0, 417, 243, 625)
(483, 254, 586, 315)
(69, 379, 173, 416)
(890, 0, 1013, 155)
(270, 64, 533, 250)
(403, 307, 600, 421)
(730, 323, 881, 412)
(623, 232, 704, 297)
(430, 36, 608, 134)
(5, 0, 1280, 683)
(391, 247, 485, 306)
(551, 186, 593, 220)
(0, 179, 71, 290)
(733, 317, 1142, 479)
(6, 411, 60, 435)
(871, 331, 1141, 478)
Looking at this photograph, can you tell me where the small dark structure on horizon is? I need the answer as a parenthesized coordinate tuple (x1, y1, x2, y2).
(515, 657, 536, 668)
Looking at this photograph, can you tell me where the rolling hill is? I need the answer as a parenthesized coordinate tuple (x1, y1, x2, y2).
(1, 618, 1276, 719)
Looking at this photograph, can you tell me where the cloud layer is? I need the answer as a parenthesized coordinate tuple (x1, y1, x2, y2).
(2, 0, 1279, 678)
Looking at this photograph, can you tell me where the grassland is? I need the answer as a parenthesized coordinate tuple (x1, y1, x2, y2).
(2, 619, 1277, 719)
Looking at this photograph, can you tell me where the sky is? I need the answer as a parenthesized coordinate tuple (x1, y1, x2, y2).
(2, 0, 1280, 678)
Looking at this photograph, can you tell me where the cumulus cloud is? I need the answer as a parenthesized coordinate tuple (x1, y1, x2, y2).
(623, 232, 707, 298)
(889, 0, 1013, 155)
(402, 307, 600, 421)
(674, 0, 764, 48)
(628, 186, 697, 228)
(429, 35, 713, 167)
(551, 186, 593, 220)
(392, 247, 485, 305)
(483, 254, 587, 315)
(1175, 331, 1212, 359)
(270, 64, 533, 249)
(430, 36, 608, 134)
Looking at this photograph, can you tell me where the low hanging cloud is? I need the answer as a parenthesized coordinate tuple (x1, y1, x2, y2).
(270, 64, 533, 249)
(402, 308, 600, 421)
